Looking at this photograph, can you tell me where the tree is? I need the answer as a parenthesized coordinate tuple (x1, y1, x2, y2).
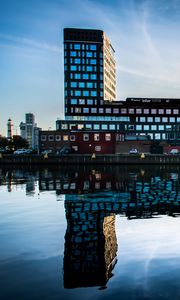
(9, 135, 29, 150)
(0, 136, 9, 148)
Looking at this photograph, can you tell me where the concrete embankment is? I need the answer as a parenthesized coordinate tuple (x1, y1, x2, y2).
(0, 154, 180, 165)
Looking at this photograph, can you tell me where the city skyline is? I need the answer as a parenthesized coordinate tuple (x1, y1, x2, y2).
(1, 0, 180, 135)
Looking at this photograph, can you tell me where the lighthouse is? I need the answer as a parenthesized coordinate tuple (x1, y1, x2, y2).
(7, 118, 13, 140)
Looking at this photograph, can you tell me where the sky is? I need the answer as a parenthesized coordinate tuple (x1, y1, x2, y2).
(1, 0, 180, 135)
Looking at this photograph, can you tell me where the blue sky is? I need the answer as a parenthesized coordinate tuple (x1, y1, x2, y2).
(1, 0, 180, 135)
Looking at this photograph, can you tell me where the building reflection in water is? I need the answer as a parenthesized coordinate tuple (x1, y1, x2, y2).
(2, 165, 180, 288)
(64, 199, 117, 288)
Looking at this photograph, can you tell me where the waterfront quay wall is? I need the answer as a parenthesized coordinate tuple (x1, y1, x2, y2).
(1, 154, 180, 164)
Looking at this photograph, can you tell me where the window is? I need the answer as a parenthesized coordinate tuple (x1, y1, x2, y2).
(109, 124, 115, 130)
(151, 125, 157, 130)
(61, 124, 68, 130)
(93, 124, 100, 130)
(129, 108, 134, 114)
(71, 82, 77, 88)
(91, 108, 97, 113)
(155, 117, 160, 122)
(74, 44, 81, 50)
(74, 58, 81, 64)
(158, 109, 164, 114)
(83, 74, 89, 80)
(70, 135, 75, 141)
(155, 133, 161, 140)
(102, 124, 108, 130)
(136, 125, 142, 130)
(166, 125, 172, 130)
(55, 135, 61, 141)
(144, 109, 149, 114)
(83, 134, 89, 141)
(173, 109, 179, 114)
(79, 99, 85, 105)
(136, 109, 142, 114)
(74, 73, 81, 79)
(144, 125, 149, 130)
(90, 74, 97, 80)
(70, 65, 77, 71)
(99, 108, 104, 113)
(41, 135, 46, 141)
(79, 82, 85, 88)
(147, 117, 153, 122)
(75, 90, 81, 96)
(162, 117, 168, 122)
(86, 124, 92, 130)
(95, 145, 101, 151)
(140, 117, 146, 122)
(71, 99, 77, 105)
(75, 107, 81, 113)
(158, 125, 164, 130)
(70, 51, 76, 57)
(90, 45, 97, 50)
(83, 107, 89, 113)
(86, 66, 93, 72)
(63, 135, 69, 141)
(121, 108, 127, 114)
(166, 109, 171, 114)
(91, 91, 97, 97)
(106, 108, 111, 114)
(87, 82, 93, 88)
(151, 109, 157, 114)
(87, 99, 93, 105)
(86, 52, 93, 57)
(170, 117, 175, 122)
(83, 90, 89, 97)
(77, 124, 84, 130)
(94, 134, 100, 141)
(90, 59, 96, 64)
(113, 108, 119, 114)
(105, 133, 111, 141)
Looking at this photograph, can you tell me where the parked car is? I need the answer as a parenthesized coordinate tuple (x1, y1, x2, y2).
(13, 149, 29, 155)
(129, 148, 138, 154)
(41, 149, 53, 155)
(57, 146, 75, 155)
(169, 149, 179, 155)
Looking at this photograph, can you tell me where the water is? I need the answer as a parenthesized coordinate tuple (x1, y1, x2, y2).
(1, 165, 180, 300)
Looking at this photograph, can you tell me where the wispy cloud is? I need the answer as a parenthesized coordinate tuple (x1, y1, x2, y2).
(0, 33, 59, 53)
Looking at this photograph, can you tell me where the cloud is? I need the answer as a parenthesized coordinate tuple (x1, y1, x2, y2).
(0, 33, 59, 53)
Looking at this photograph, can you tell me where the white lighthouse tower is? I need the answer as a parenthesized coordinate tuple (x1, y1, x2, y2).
(7, 118, 13, 140)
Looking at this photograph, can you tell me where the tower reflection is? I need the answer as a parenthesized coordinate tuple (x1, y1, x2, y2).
(64, 199, 117, 288)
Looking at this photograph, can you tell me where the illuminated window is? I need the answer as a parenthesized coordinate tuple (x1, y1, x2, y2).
(77, 124, 84, 130)
(158, 109, 164, 114)
(151, 125, 157, 130)
(162, 117, 168, 122)
(166, 109, 171, 114)
(105, 133, 111, 141)
(136, 109, 142, 114)
(173, 109, 179, 114)
(151, 109, 157, 114)
(61, 124, 68, 130)
(63, 135, 69, 141)
(95, 145, 101, 151)
(113, 108, 119, 114)
(94, 134, 100, 141)
(144, 109, 149, 114)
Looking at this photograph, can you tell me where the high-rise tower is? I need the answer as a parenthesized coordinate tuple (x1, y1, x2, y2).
(7, 118, 13, 140)
(64, 28, 116, 117)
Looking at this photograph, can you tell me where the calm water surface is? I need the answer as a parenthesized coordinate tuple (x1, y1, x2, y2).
(1, 165, 180, 300)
